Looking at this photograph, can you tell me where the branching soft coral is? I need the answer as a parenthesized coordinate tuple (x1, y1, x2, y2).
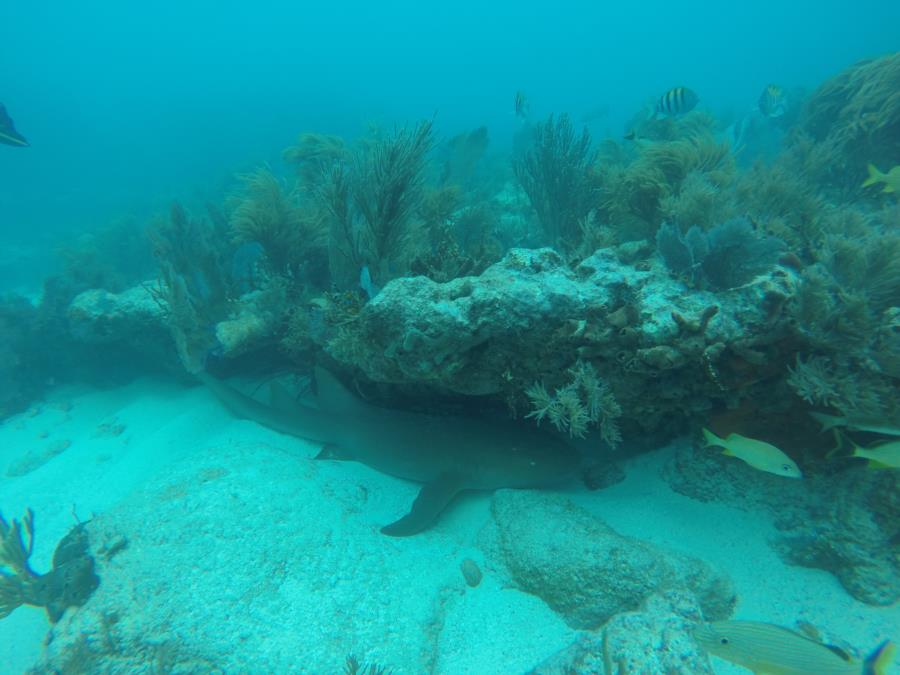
(513, 114, 598, 252)
(283, 133, 347, 191)
(787, 355, 898, 422)
(148, 203, 238, 372)
(0, 509, 99, 623)
(228, 167, 328, 278)
(0, 509, 36, 619)
(793, 230, 900, 348)
(597, 127, 734, 242)
(656, 217, 784, 290)
(321, 120, 434, 288)
(525, 360, 621, 446)
(799, 52, 900, 191)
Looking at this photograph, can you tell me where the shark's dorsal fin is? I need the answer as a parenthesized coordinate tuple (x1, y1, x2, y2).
(315, 367, 365, 414)
(381, 474, 465, 537)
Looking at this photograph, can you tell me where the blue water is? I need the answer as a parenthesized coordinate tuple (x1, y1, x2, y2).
(2, 1, 898, 257)
(1, 3, 899, 673)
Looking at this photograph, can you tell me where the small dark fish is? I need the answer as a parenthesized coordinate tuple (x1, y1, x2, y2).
(655, 86, 699, 116)
(0, 103, 29, 147)
(514, 90, 529, 119)
(623, 129, 636, 141)
(758, 84, 786, 118)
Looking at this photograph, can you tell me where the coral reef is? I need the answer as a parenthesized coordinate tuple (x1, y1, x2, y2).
(148, 202, 239, 372)
(787, 228, 900, 423)
(68, 286, 168, 348)
(530, 591, 715, 674)
(599, 591, 715, 675)
(663, 441, 900, 605)
(525, 360, 621, 446)
(656, 217, 785, 290)
(594, 117, 734, 243)
(483, 490, 735, 629)
(0, 509, 99, 622)
(774, 463, 900, 606)
(312, 245, 797, 444)
(7, 54, 899, 631)
(0, 295, 44, 418)
(56, 218, 155, 294)
(227, 167, 328, 280)
(282, 132, 347, 190)
(513, 114, 598, 252)
(321, 120, 434, 288)
(798, 52, 900, 193)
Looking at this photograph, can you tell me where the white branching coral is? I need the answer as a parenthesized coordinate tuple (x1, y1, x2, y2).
(525, 360, 622, 446)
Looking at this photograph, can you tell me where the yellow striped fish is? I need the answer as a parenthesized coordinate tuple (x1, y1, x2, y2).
(694, 620, 895, 675)
(655, 86, 699, 116)
(702, 428, 802, 478)
(851, 439, 900, 470)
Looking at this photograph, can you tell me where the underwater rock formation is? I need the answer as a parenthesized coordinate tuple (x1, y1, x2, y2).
(485, 490, 736, 629)
(774, 468, 900, 606)
(319, 244, 797, 437)
(67, 282, 287, 365)
(662, 439, 809, 512)
(600, 590, 714, 675)
(68, 286, 166, 345)
(664, 441, 900, 606)
(530, 590, 714, 674)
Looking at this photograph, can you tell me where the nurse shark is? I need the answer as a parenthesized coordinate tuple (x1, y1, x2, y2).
(198, 368, 580, 536)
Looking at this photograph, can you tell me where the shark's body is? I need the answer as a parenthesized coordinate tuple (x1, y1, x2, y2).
(199, 368, 580, 536)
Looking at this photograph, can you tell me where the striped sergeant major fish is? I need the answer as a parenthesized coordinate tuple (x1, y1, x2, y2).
(655, 86, 699, 116)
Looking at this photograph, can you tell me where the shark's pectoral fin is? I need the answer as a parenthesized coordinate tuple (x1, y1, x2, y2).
(314, 443, 354, 461)
(380, 474, 465, 537)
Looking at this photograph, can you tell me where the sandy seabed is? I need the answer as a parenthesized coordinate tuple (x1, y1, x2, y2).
(0, 377, 897, 674)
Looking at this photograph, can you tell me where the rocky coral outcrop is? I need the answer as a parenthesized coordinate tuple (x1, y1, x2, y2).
(664, 441, 900, 606)
(528, 591, 716, 674)
(68, 286, 166, 346)
(662, 440, 809, 514)
(600, 591, 714, 675)
(67, 284, 285, 364)
(774, 468, 900, 606)
(484, 490, 736, 629)
(319, 245, 797, 435)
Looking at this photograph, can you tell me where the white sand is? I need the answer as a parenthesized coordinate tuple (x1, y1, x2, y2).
(0, 378, 897, 674)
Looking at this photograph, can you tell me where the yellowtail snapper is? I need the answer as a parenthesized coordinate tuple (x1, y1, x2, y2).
(655, 86, 698, 116)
